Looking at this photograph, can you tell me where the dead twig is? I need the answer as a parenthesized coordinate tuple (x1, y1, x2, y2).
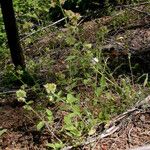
(20, 17, 67, 41)
(135, 95, 150, 108)
(109, 108, 138, 126)
(62, 95, 150, 150)
(91, 124, 122, 150)
(117, 2, 150, 8)
(129, 145, 150, 150)
(127, 125, 134, 148)
(128, 7, 150, 16)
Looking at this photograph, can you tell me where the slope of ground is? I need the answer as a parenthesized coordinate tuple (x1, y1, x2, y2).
(0, 3, 150, 150)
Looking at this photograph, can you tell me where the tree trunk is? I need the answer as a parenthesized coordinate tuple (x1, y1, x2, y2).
(0, 0, 25, 69)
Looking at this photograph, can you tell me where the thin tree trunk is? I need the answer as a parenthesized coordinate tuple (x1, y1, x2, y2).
(0, 0, 25, 69)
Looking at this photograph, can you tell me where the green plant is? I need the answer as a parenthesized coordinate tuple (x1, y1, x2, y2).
(1, 1, 149, 149)
(15, 82, 101, 148)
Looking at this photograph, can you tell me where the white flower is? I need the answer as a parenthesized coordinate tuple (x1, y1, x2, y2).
(44, 83, 56, 94)
(16, 89, 26, 102)
(91, 57, 99, 65)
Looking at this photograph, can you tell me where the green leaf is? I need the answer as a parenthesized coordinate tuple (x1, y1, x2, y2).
(47, 142, 64, 149)
(64, 113, 75, 125)
(65, 36, 76, 46)
(23, 105, 32, 110)
(83, 78, 91, 85)
(95, 87, 102, 97)
(37, 121, 45, 131)
(26, 100, 34, 105)
(65, 55, 76, 61)
(65, 124, 76, 131)
(64, 124, 81, 137)
(69, 128, 81, 137)
(46, 109, 53, 123)
(66, 94, 77, 104)
(100, 75, 106, 89)
(71, 105, 81, 116)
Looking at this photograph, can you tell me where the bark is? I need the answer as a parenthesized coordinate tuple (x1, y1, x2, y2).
(0, 0, 25, 68)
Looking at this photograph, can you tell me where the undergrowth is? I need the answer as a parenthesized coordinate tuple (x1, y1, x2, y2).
(0, 0, 150, 149)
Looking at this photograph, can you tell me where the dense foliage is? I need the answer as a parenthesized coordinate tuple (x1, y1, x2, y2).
(0, 0, 141, 43)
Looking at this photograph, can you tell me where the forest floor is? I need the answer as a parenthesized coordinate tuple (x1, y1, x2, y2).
(0, 99, 150, 150)
(0, 3, 150, 150)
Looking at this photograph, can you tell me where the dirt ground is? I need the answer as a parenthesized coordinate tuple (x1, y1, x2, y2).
(0, 99, 150, 150)
(84, 111, 150, 150)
